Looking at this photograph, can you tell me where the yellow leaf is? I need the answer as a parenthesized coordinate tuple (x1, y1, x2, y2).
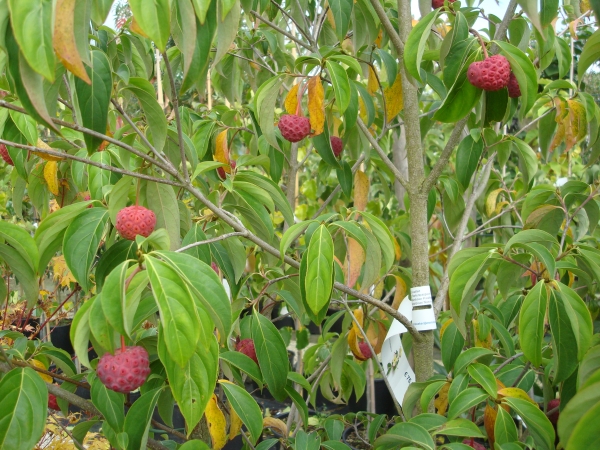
(30, 359, 53, 383)
(53, 0, 91, 84)
(52, 255, 77, 287)
(308, 76, 324, 136)
(581, 0, 590, 13)
(367, 67, 379, 95)
(495, 201, 509, 215)
(229, 403, 243, 440)
(326, 8, 336, 28)
(359, 96, 367, 122)
(352, 308, 364, 333)
(439, 318, 454, 340)
(484, 404, 497, 446)
(434, 381, 450, 415)
(205, 394, 227, 450)
(354, 170, 369, 212)
(565, 99, 587, 151)
(49, 199, 60, 214)
(384, 73, 403, 122)
(348, 327, 369, 361)
(214, 130, 231, 173)
(35, 139, 65, 161)
(347, 237, 365, 288)
(391, 276, 407, 310)
(485, 188, 505, 217)
(263, 417, 287, 437)
(394, 238, 402, 261)
(498, 387, 538, 404)
(284, 84, 300, 115)
(44, 161, 60, 196)
(374, 29, 383, 48)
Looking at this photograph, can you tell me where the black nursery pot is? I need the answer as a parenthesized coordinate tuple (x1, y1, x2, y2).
(346, 379, 396, 416)
(12, 318, 40, 338)
(50, 323, 74, 355)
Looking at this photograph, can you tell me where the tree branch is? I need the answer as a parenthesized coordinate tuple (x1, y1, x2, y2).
(251, 11, 315, 51)
(369, 0, 404, 56)
(176, 232, 246, 253)
(162, 51, 189, 183)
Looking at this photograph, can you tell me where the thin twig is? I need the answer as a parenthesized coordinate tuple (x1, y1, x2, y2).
(49, 412, 85, 450)
(493, 352, 525, 374)
(369, 0, 404, 56)
(176, 232, 246, 253)
(251, 11, 315, 51)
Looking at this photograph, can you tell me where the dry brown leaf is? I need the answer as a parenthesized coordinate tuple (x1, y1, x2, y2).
(354, 170, 369, 212)
(53, 0, 91, 84)
(284, 84, 300, 115)
(205, 394, 227, 450)
(384, 73, 404, 122)
(44, 161, 60, 196)
(308, 76, 324, 135)
(263, 417, 288, 437)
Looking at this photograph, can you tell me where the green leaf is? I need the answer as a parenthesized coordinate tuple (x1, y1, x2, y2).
(95, 240, 138, 292)
(329, 221, 367, 250)
(326, 60, 351, 114)
(494, 405, 518, 445)
(158, 323, 218, 436)
(91, 0, 113, 25)
(90, 376, 125, 433)
(358, 211, 395, 272)
(517, 0, 542, 33)
(179, 440, 211, 450)
(171, 0, 197, 80)
(579, 29, 600, 81)
(504, 229, 557, 252)
(75, 50, 112, 153)
(557, 282, 593, 360)
(495, 41, 538, 116)
(434, 72, 482, 123)
(252, 310, 289, 401)
(304, 224, 334, 314)
(510, 137, 538, 187)
(191, 0, 211, 23)
(63, 208, 109, 292)
(453, 347, 496, 375)
(124, 78, 168, 153)
(70, 296, 95, 368)
(503, 397, 555, 450)
(123, 388, 163, 450)
(155, 251, 232, 343)
(519, 281, 548, 367)
(447, 387, 488, 420)
(255, 75, 285, 150)
(434, 418, 485, 438)
(9, 110, 37, 145)
(89, 292, 118, 353)
(88, 152, 114, 200)
(7, 0, 55, 80)
(441, 320, 465, 372)
(456, 135, 484, 190)
(336, 160, 353, 198)
(540, 0, 559, 26)
(549, 290, 579, 383)
(235, 172, 294, 226)
(0, 221, 38, 276)
(404, 9, 440, 83)
(312, 124, 341, 168)
(220, 381, 263, 444)
(566, 400, 600, 450)
(213, 0, 240, 67)
(146, 182, 180, 251)
(328, 0, 353, 41)
(129, 0, 171, 51)
(219, 351, 262, 385)
(146, 255, 200, 367)
(468, 363, 498, 399)
(180, 5, 216, 93)
(285, 385, 309, 428)
(0, 367, 47, 449)
(374, 422, 435, 450)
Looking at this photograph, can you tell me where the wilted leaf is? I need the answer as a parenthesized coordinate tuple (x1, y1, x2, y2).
(347, 237, 365, 288)
(434, 381, 450, 415)
(354, 170, 369, 212)
(44, 161, 59, 196)
(263, 417, 287, 437)
(484, 404, 497, 446)
(308, 76, 324, 135)
(368, 66, 379, 95)
(52, 255, 77, 287)
(205, 394, 227, 450)
(284, 84, 300, 115)
(214, 130, 230, 173)
(34, 139, 65, 162)
(54, 0, 91, 83)
(384, 70, 403, 122)
(348, 327, 368, 360)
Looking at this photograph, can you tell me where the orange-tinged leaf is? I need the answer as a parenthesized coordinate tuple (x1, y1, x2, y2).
(229, 404, 243, 440)
(206, 394, 227, 450)
(384, 73, 403, 122)
(44, 161, 60, 196)
(284, 84, 300, 115)
(130, 16, 149, 38)
(394, 238, 402, 261)
(214, 130, 231, 173)
(35, 139, 65, 161)
(30, 359, 53, 383)
(392, 276, 407, 310)
(263, 417, 287, 437)
(348, 327, 368, 361)
(54, 0, 91, 84)
(374, 29, 383, 48)
(565, 99, 587, 151)
(308, 76, 324, 135)
(484, 404, 497, 445)
(347, 237, 365, 288)
(434, 381, 450, 415)
(368, 67, 379, 95)
(354, 170, 369, 212)
(498, 387, 537, 404)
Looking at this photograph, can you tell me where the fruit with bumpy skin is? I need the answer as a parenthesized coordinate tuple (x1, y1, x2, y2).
(358, 341, 372, 359)
(507, 72, 521, 98)
(115, 206, 156, 240)
(467, 55, 511, 91)
(548, 398, 560, 426)
(432, 0, 454, 8)
(462, 440, 486, 450)
(211, 262, 219, 274)
(96, 346, 151, 393)
(278, 114, 311, 143)
(0, 144, 13, 166)
(48, 394, 59, 411)
(236, 338, 258, 364)
(331, 136, 343, 158)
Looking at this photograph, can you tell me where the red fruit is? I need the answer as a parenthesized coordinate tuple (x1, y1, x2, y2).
(432, 0, 455, 7)
(236, 338, 258, 364)
(48, 394, 59, 411)
(507, 72, 521, 98)
(548, 398, 560, 426)
(96, 346, 151, 393)
(358, 341, 372, 359)
(330, 136, 343, 158)
(217, 167, 227, 180)
(467, 55, 511, 91)
(230, 160, 237, 170)
(462, 440, 486, 450)
(0, 144, 14, 166)
(115, 206, 156, 240)
(277, 115, 311, 143)
(211, 262, 219, 274)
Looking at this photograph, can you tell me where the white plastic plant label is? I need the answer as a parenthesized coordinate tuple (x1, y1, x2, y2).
(410, 285, 437, 331)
